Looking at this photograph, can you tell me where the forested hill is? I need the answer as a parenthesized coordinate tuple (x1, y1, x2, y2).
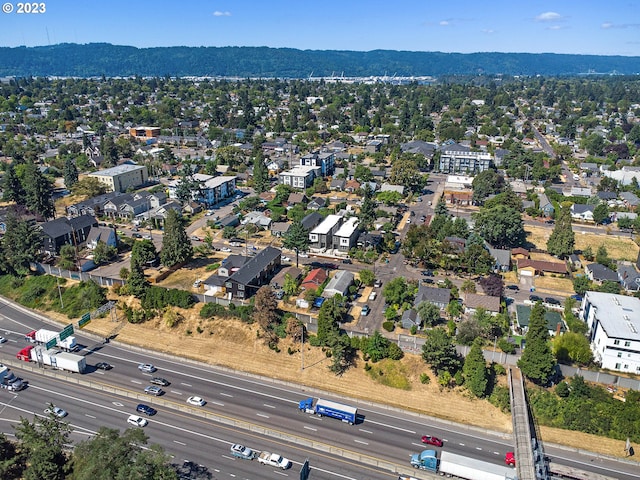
(1, 43, 640, 78)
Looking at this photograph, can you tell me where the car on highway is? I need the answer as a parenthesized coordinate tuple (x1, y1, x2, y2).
(45, 405, 68, 418)
(230, 443, 256, 460)
(144, 385, 164, 396)
(186, 396, 206, 406)
(138, 363, 157, 373)
(361, 305, 371, 316)
(127, 415, 148, 427)
(505, 451, 516, 466)
(150, 377, 170, 386)
(95, 362, 112, 370)
(421, 435, 443, 447)
(136, 404, 157, 416)
(221, 247, 231, 252)
(0, 336, 6, 343)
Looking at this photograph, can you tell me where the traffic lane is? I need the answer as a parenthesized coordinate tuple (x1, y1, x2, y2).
(0, 376, 395, 480)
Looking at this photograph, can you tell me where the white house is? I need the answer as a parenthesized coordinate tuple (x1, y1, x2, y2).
(581, 291, 640, 373)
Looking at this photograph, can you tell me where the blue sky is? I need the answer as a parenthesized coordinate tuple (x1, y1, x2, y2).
(1, 1, 639, 56)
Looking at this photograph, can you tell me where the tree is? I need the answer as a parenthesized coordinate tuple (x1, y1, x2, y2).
(358, 269, 375, 286)
(463, 339, 489, 397)
(0, 211, 43, 275)
(252, 152, 269, 194)
(71, 177, 110, 198)
(174, 170, 194, 205)
(460, 279, 476, 294)
(126, 255, 148, 297)
(434, 196, 449, 216)
(471, 169, 505, 205)
(596, 245, 613, 269)
(316, 295, 346, 345)
(517, 303, 556, 385)
(421, 328, 462, 375)
(573, 275, 592, 296)
(417, 302, 440, 327)
(359, 184, 377, 227)
(383, 277, 414, 306)
(553, 332, 593, 365)
(282, 273, 299, 296)
(478, 274, 503, 297)
(131, 239, 158, 265)
(472, 204, 525, 248)
(593, 203, 609, 225)
(59, 244, 77, 270)
(68, 427, 177, 480)
(282, 219, 309, 268)
(2, 163, 26, 205)
(160, 210, 193, 267)
(92, 241, 117, 265)
(254, 286, 279, 345)
(63, 157, 79, 189)
(22, 162, 54, 219)
(364, 330, 392, 362)
(547, 206, 575, 258)
(456, 317, 483, 345)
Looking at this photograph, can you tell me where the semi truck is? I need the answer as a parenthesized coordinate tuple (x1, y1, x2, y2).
(410, 450, 517, 480)
(25, 329, 77, 351)
(0, 364, 26, 391)
(17, 345, 86, 373)
(299, 397, 357, 425)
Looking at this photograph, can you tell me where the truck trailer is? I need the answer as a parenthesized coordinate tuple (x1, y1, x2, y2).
(299, 397, 357, 424)
(411, 449, 517, 480)
(26, 329, 77, 351)
(18, 345, 86, 373)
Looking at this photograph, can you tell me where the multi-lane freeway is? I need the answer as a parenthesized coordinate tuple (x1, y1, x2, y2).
(0, 298, 638, 480)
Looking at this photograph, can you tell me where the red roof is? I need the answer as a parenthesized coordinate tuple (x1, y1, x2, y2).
(517, 259, 567, 274)
(301, 268, 327, 289)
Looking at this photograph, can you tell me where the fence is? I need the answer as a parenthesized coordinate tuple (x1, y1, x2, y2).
(32, 262, 124, 287)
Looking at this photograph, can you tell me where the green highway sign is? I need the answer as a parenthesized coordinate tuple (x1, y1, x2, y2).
(45, 338, 57, 349)
(78, 313, 91, 328)
(59, 324, 74, 341)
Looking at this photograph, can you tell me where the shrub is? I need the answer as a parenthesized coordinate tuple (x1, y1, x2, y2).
(492, 363, 506, 376)
(488, 385, 511, 413)
(498, 338, 516, 354)
(142, 286, 195, 310)
(200, 302, 226, 318)
(420, 373, 431, 384)
(382, 321, 395, 332)
(364, 362, 371, 371)
(410, 324, 418, 335)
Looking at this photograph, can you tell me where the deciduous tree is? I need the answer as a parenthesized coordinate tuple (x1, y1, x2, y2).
(421, 328, 462, 375)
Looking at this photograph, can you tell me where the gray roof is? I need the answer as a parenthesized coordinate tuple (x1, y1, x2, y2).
(584, 292, 640, 341)
(617, 264, 640, 291)
(620, 191, 640, 206)
(301, 212, 323, 231)
(572, 204, 595, 214)
(488, 247, 511, 268)
(401, 309, 419, 329)
(322, 270, 355, 298)
(587, 263, 618, 282)
(228, 247, 281, 286)
(415, 285, 451, 306)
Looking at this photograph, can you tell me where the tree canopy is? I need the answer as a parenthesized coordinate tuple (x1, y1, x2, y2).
(517, 303, 556, 385)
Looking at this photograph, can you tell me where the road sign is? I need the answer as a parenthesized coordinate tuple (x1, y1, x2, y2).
(78, 313, 91, 328)
(59, 324, 74, 341)
(45, 338, 57, 349)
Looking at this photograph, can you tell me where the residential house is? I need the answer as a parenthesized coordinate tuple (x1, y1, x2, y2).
(215, 215, 240, 228)
(515, 305, 565, 337)
(597, 191, 618, 202)
(167, 174, 237, 207)
(581, 291, 640, 373)
(307, 197, 328, 211)
(40, 214, 98, 255)
(570, 204, 595, 222)
(462, 293, 501, 316)
(241, 211, 272, 230)
(278, 165, 320, 189)
(538, 194, 554, 217)
(270, 222, 290, 237)
(330, 178, 346, 191)
(488, 246, 511, 272)
(218, 255, 248, 277)
(415, 285, 451, 309)
(299, 151, 335, 176)
(344, 179, 361, 193)
(66, 191, 123, 218)
(401, 309, 421, 330)
(568, 254, 582, 270)
(224, 247, 281, 300)
(380, 183, 405, 196)
(309, 214, 343, 250)
(617, 263, 640, 292)
(516, 258, 568, 276)
(300, 268, 327, 291)
(332, 217, 360, 252)
(103, 194, 136, 219)
(568, 186, 593, 198)
(620, 191, 640, 211)
(300, 212, 323, 232)
(585, 263, 619, 283)
(322, 270, 355, 298)
(86, 226, 117, 250)
(443, 236, 466, 254)
(270, 266, 302, 290)
(286, 192, 308, 208)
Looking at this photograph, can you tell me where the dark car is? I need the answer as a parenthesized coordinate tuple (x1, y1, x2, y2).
(422, 278, 434, 284)
(342, 258, 352, 264)
(570, 294, 583, 302)
(506, 285, 519, 291)
(421, 435, 443, 447)
(136, 404, 157, 416)
(421, 270, 434, 277)
(545, 297, 561, 305)
(150, 377, 170, 386)
(529, 295, 543, 303)
(95, 362, 112, 370)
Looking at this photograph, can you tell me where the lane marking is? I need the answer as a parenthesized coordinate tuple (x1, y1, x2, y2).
(174, 440, 186, 446)
(359, 429, 372, 434)
(209, 400, 224, 406)
(256, 413, 269, 418)
(170, 390, 183, 395)
(85, 414, 96, 418)
(303, 426, 317, 431)
(263, 403, 276, 408)
(220, 392, 233, 397)
(181, 382, 192, 387)
(354, 439, 369, 445)
(130, 380, 142, 384)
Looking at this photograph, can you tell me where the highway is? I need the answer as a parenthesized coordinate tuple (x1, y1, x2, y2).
(0, 298, 638, 480)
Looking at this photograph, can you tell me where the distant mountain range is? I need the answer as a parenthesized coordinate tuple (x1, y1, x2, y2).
(1, 43, 640, 78)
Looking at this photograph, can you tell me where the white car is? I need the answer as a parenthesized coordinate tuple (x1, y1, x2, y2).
(45, 406, 68, 418)
(138, 363, 157, 373)
(282, 256, 291, 262)
(221, 247, 231, 252)
(127, 415, 148, 427)
(0, 336, 6, 343)
(193, 279, 202, 288)
(186, 396, 206, 407)
(298, 252, 309, 258)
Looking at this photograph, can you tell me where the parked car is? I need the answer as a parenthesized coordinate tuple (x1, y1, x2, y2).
(298, 252, 309, 258)
(132, 233, 142, 238)
(421, 270, 434, 277)
(95, 362, 112, 370)
(150, 377, 170, 386)
(190, 235, 201, 241)
(127, 415, 148, 427)
(570, 294, 583, 302)
(274, 289, 285, 300)
(221, 247, 231, 252)
(136, 404, 157, 416)
(282, 256, 291, 262)
(421, 435, 443, 447)
(45, 405, 68, 418)
(368, 291, 377, 301)
(138, 363, 157, 373)
(361, 305, 371, 316)
(529, 295, 543, 303)
(144, 385, 163, 396)
(545, 297, 561, 305)
(187, 396, 206, 406)
(193, 279, 202, 288)
(506, 285, 519, 291)
(342, 258, 352, 264)
(374, 279, 382, 288)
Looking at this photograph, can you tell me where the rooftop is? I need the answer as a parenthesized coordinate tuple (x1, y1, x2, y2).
(584, 291, 640, 341)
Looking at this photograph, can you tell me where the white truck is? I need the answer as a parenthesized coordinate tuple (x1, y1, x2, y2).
(257, 451, 291, 470)
(28, 345, 86, 373)
(26, 329, 77, 351)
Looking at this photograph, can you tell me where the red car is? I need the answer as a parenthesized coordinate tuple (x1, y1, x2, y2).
(421, 435, 443, 447)
(505, 451, 516, 466)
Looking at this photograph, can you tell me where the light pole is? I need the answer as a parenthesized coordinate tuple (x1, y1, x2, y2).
(56, 276, 64, 309)
(300, 322, 304, 371)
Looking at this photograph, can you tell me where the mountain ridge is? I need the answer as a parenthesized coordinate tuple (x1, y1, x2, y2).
(1, 43, 639, 77)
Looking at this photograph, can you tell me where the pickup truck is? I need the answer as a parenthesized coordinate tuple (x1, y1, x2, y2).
(230, 444, 256, 460)
(257, 451, 291, 470)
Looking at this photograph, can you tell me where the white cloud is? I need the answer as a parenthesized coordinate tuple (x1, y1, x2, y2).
(601, 22, 640, 29)
(535, 11, 562, 22)
(439, 20, 450, 26)
(213, 11, 231, 17)
(481, 29, 495, 34)
(547, 25, 562, 30)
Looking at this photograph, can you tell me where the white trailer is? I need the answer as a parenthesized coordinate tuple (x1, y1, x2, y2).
(33, 329, 77, 351)
(439, 451, 517, 480)
(30, 346, 86, 373)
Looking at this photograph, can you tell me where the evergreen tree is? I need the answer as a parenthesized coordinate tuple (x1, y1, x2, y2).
(434, 196, 449, 216)
(359, 183, 376, 227)
(316, 295, 346, 345)
(252, 152, 269, 194)
(63, 157, 79, 189)
(547, 206, 575, 258)
(282, 219, 310, 268)
(517, 302, 556, 385)
(463, 339, 489, 397)
(174, 168, 194, 205)
(0, 211, 43, 275)
(126, 255, 148, 297)
(160, 210, 193, 267)
(421, 329, 462, 374)
(1, 163, 26, 205)
(23, 162, 54, 219)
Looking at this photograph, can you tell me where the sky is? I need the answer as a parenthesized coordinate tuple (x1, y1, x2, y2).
(1, 1, 639, 56)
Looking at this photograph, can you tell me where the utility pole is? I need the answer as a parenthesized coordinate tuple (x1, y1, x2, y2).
(300, 322, 304, 371)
